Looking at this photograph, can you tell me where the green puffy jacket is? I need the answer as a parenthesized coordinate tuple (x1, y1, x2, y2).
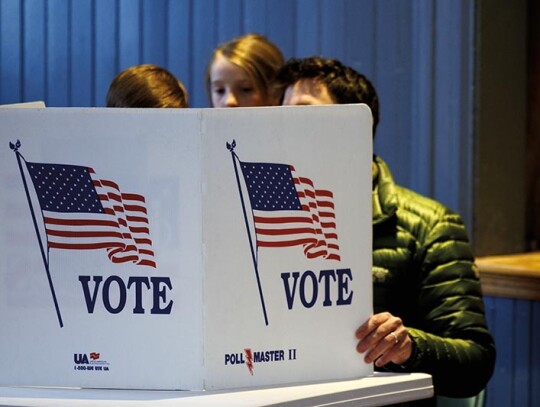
(372, 156, 496, 404)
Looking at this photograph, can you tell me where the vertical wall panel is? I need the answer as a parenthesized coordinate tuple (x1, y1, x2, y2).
(458, 0, 475, 228)
(373, 1, 412, 188)
(94, 0, 117, 106)
(321, 0, 346, 61)
(70, 0, 93, 107)
(409, 1, 434, 197)
(191, 0, 217, 108)
(118, 0, 142, 70)
(1, 0, 22, 104)
(485, 297, 514, 406)
(265, 0, 295, 59)
(216, 0, 243, 43)
(433, 0, 475, 218)
(167, 0, 191, 104)
(344, 0, 375, 78)
(295, 0, 320, 57)
(46, 0, 69, 106)
(514, 300, 532, 406)
(433, 0, 460, 208)
(532, 302, 540, 407)
(483, 296, 496, 407)
(484, 297, 540, 407)
(142, 0, 167, 66)
(243, 0, 266, 35)
(23, 0, 46, 103)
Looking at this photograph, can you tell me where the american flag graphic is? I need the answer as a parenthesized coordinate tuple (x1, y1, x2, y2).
(239, 161, 340, 261)
(25, 161, 156, 268)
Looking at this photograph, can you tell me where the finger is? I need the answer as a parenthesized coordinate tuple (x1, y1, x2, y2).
(356, 316, 403, 353)
(374, 330, 411, 367)
(355, 312, 392, 340)
(364, 330, 401, 364)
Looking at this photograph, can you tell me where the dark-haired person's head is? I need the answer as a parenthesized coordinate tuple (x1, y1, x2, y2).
(106, 64, 188, 108)
(275, 57, 379, 137)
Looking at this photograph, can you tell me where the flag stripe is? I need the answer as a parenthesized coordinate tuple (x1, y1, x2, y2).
(49, 242, 125, 250)
(253, 215, 312, 224)
(45, 229, 124, 239)
(255, 228, 313, 236)
(44, 216, 118, 227)
(258, 238, 318, 247)
(126, 215, 149, 223)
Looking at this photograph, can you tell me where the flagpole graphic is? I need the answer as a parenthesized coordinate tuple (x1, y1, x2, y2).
(228, 140, 341, 326)
(10, 140, 64, 328)
(10, 140, 156, 328)
(227, 140, 269, 326)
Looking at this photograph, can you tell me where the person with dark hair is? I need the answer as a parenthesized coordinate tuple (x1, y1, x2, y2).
(276, 56, 496, 405)
(276, 57, 379, 135)
(106, 64, 188, 108)
(206, 33, 284, 108)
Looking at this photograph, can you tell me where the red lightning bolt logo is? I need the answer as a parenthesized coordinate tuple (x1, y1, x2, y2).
(244, 348, 254, 375)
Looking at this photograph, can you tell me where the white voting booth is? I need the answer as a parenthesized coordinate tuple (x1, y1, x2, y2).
(0, 105, 373, 391)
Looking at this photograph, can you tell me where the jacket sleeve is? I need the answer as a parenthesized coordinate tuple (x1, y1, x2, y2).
(384, 210, 496, 398)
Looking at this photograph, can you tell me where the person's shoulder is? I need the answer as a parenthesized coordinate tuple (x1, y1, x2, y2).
(395, 185, 450, 215)
(374, 156, 464, 229)
(393, 184, 465, 232)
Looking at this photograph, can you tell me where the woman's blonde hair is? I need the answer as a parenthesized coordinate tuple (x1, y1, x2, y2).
(205, 33, 284, 105)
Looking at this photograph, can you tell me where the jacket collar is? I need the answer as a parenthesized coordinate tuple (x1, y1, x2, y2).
(372, 155, 398, 224)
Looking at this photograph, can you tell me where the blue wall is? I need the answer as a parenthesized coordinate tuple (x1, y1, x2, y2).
(484, 297, 540, 407)
(2, 1, 538, 406)
(0, 0, 475, 225)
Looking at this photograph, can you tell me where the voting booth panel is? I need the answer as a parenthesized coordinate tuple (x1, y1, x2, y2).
(0, 105, 373, 390)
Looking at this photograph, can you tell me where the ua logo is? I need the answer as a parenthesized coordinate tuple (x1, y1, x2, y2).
(74, 353, 89, 364)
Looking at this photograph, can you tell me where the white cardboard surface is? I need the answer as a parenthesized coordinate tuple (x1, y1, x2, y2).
(0, 105, 373, 390)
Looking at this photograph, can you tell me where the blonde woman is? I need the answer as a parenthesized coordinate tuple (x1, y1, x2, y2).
(206, 33, 284, 107)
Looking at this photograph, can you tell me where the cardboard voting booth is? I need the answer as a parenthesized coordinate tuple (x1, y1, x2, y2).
(0, 105, 373, 390)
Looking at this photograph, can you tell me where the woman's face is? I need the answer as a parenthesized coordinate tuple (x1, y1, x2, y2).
(209, 54, 267, 108)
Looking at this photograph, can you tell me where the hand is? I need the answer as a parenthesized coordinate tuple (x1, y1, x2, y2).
(355, 312, 413, 367)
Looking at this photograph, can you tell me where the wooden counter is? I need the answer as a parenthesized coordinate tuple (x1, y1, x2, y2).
(476, 251, 540, 301)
